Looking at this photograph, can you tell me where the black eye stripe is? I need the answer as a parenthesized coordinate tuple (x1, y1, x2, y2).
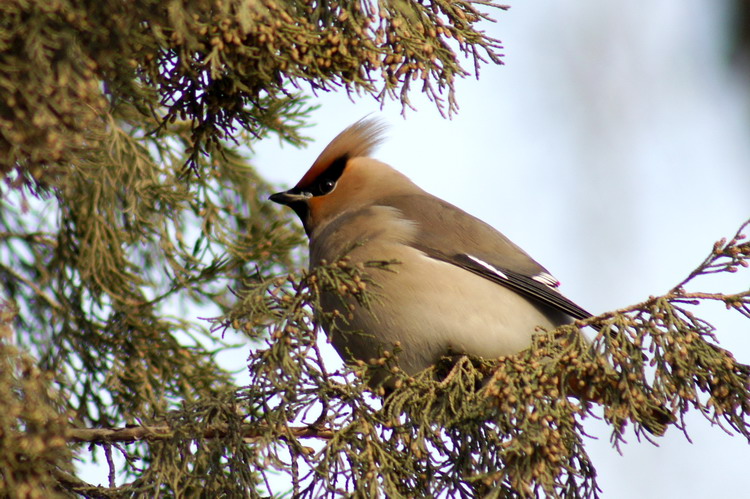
(293, 154, 349, 198)
(309, 154, 347, 196)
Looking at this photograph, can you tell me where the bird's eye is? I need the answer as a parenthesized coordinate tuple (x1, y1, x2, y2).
(319, 179, 336, 195)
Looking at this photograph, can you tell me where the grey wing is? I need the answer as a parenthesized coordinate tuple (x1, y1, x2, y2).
(378, 194, 593, 321)
(436, 253, 592, 320)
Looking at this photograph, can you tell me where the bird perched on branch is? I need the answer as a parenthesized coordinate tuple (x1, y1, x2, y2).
(270, 118, 672, 434)
(269, 117, 595, 373)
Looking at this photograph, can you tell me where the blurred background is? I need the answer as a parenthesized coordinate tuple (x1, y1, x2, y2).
(250, 0, 750, 497)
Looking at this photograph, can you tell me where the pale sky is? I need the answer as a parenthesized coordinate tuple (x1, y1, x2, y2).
(253, 1, 750, 497)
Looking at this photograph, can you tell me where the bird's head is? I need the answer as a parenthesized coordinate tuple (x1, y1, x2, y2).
(270, 118, 418, 236)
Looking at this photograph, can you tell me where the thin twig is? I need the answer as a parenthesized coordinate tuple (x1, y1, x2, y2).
(104, 444, 115, 488)
(0, 263, 62, 310)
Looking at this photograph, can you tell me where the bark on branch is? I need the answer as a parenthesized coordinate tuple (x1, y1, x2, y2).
(68, 423, 334, 443)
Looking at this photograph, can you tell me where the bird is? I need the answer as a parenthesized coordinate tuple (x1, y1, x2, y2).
(269, 118, 595, 380)
(270, 118, 673, 435)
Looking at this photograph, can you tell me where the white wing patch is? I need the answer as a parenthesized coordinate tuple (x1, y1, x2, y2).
(532, 272, 560, 289)
(465, 254, 509, 281)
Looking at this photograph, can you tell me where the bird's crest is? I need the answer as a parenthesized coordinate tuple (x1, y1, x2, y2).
(295, 117, 388, 189)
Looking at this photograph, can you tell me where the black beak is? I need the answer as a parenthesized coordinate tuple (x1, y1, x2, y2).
(269, 191, 298, 206)
(270, 190, 311, 234)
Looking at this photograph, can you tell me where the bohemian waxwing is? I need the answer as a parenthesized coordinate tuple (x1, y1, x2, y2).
(270, 118, 593, 385)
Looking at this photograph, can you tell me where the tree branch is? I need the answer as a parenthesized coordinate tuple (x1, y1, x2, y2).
(0, 263, 63, 311)
(67, 423, 334, 444)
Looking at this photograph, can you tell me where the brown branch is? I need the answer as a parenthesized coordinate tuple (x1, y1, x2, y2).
(68, 423, 334, 444)
(0, 263, 63, 310)
(575, 287, 750, 330)
(0, 231, 56, 245)
(51, 468, 122, 499)
(672, 291, 750, 304)
(673, 218, 750, 290)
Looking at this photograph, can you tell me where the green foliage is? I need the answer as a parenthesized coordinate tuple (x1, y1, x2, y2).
(0, 305, 73, 499)
(0, 0, 504, 183)
(209, 224, 750, 498)
(1, 0, 748, 497)
(1, 0, 513, 496)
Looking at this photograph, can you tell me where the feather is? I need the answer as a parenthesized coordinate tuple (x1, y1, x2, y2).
(296, 117, 388, 190)
(376, 194, 595, 322)
(449, 253, 593, 321)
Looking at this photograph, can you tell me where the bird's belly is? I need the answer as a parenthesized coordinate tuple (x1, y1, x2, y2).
(321, 246, 570, 377)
